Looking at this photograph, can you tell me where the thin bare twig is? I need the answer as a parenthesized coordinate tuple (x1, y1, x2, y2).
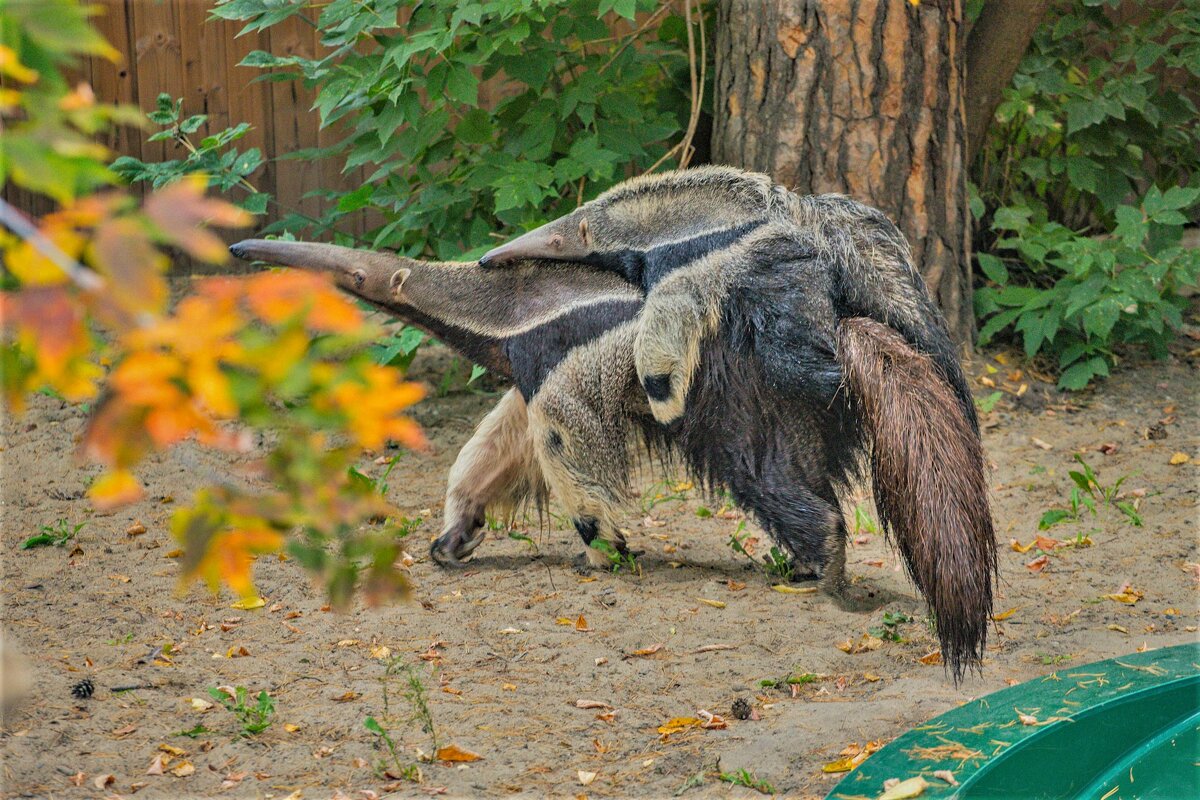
(677, 0, 705, 169)
(0, 197, 104, 292)
(643, 0, 705, 174)
(598, 3, 674, 75)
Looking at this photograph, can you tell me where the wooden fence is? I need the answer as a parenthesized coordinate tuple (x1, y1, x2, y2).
(4, 0, 375, 258)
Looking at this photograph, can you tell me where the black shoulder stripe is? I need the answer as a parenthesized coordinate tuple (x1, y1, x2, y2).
(581, 219, 767, 291)
(503, 298, 641, 399)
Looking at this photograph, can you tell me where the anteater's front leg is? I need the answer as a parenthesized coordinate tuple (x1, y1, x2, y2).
(431, 388, 546, 566)
(528, 325, 643, 569)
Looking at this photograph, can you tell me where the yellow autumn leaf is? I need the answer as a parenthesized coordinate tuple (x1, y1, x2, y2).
(1103, 588, 1143, 604)
(89, 469, 144, 509)
(555, 617, 573, 625)
(880, 776, 929, 800)
(1010, 538, 1034, 553)
(1168, 452, 1191, 465)
(0, 45, 39, 83)
(436, 744, 483, 763)
(822, 757, 856, 773)
(697, 598, 726, 609)
(230, 595, 266, 610)
(656, 717, 702, 735)
(771, 584, 817, 595)
(992, 607, 1018, 621)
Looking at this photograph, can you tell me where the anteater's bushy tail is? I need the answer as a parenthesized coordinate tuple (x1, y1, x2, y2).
(837, 317, 996, 682)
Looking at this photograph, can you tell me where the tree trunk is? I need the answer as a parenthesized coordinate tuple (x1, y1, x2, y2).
(712, 0, 974, 345)
(964, 0, 1051, 163)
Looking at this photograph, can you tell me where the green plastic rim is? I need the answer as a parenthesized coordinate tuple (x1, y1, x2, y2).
(827, 642, 1200, 799)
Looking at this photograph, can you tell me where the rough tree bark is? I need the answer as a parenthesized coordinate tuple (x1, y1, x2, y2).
(712, 0, 974, 344)
(965, 0, 1052, 162)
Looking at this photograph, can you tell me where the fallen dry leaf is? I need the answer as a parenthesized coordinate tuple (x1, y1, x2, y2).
(691, 644, 735, 654)
(656, 717, 702, 736)
(697, 709, 727, 729)
(1103, 584, 1144, 604)
(624, 643, 664, 658)
(1034, 535, 1059, 551)
(1010, 538, 1035, 554)
(158, 743, 186, 757)
(225, 645, 250, 658)
(230, 596, 265, 610)
(332, 691, 361, 703)
(575, 699, 613, 710)
(1031, 437, 1053, 450)
(69, 772, 85, 787)
(164, 548, 184, 558)
(697, 598, 726, 609)
(189, 697, 213, 712)
(574, 615, 590, 632)
(126, 521, 147, 536)
(94, 774, 115, 789)
(146, 755, 166, 776)
(172, 761, 195, 777)
(284, 723, 302, 733)
(918, 650, 943, 666)
(435, 744, 482, 763)
(577, 770, 597, 786)
(726, 580, 746, 591)
(837, 634, 884, 654)
(771, 584, 817, 595)
(822, 757, 856, 773)
(1026, 554, 1050, 572)
(992, 608, 1018, 622)
(112, 723, 138, 737)
(370, 645, 392, 659)
(1018, 711, 1039, 725)
(933, 770, 959, 787)
(880, 776, 929, 800)
(1168, 452, 1191, 466)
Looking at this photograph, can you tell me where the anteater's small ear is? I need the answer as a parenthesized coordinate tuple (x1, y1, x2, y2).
(389, 267, 412, 297)
(579, 217, 590, 246)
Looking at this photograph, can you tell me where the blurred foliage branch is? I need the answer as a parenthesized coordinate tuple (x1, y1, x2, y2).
(1, 0, 425, 606)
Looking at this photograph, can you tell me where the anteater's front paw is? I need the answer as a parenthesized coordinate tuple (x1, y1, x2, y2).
(430, 528, 486, 567)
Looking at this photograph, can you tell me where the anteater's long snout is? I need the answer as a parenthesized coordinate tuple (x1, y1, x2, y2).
(229, 239, 405, 303)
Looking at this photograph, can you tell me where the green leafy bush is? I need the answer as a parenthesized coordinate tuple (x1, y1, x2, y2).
(112, 93, 272, 215)
(211, 0, 697, 259)
(972, 0, 1200, 389)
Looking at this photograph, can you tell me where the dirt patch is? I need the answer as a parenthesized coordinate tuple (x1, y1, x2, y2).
(2, 345, 1197, 799)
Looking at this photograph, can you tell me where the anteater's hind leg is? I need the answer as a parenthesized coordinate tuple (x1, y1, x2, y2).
(431, 388, 546, 566)
(720, 450, 845, 582)
(528, 325, 644, 569)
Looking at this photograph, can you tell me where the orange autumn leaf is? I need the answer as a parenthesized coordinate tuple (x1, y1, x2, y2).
(326, 365, 426, 450)
(1033, 535, 1060, 551)
(143, 175, 250, 263)
(89, 216, 169, 314)
(435, 744, 483, 763)
(1026, 554, 1050, 572)
(182, 525, 285, 600)
(244, 270, 363, 334)
(89, 469, 144, 509)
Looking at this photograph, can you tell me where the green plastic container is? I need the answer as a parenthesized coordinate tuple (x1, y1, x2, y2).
(828, 643, 1199, 799)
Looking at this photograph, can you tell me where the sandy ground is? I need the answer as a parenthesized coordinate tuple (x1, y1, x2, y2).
(1, 339, 1197, 800)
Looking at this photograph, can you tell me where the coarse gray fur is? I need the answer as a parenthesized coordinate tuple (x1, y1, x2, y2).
(479, 167, 995, 680)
